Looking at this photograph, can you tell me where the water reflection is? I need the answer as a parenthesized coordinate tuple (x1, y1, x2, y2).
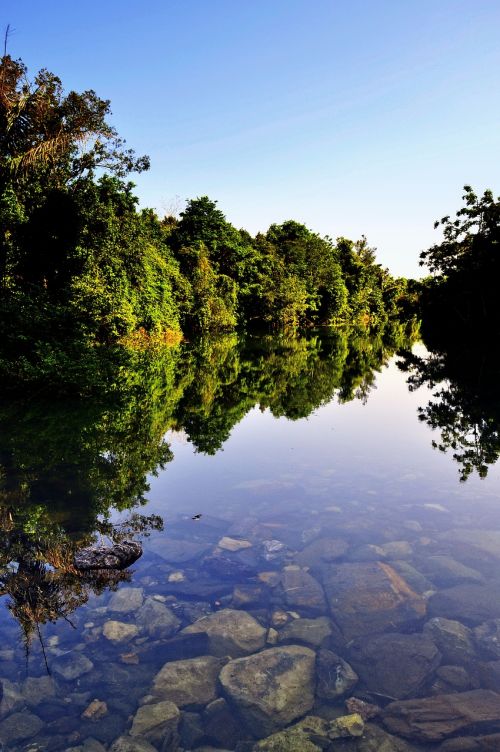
(398, 341, 500, 481)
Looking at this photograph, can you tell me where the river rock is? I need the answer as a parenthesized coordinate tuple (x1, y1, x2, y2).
(438, 529, 500, 562)
(22, 675, 56, 706)
(383, 689, 500, 742)
(252, 714, 363, 751)
(103, 620, 139, 643)
(110, 735, 158, 752)
(423, 617, 476, 665)
(108, 588, 144, 613)
(75, 540, 142, 570)
(278, 617, 332, 647)
(474, 620, 500, 660)
(182, 608, 266, 657)
(379, 541, 413, 559)
(351, 722, 419, 751)
(323, 562, 426, 640)
(478, 660, 500, 691)
(203, 697, 248, 748)
(420, 555, 484, 587)
(390, 560, 434, 593)
(52, 652, 94, 680)
(428, 585, 500, 625)
(295, 538, 349, 569)
(0, 711, 44, 744)
(280, 567, 326, 613)
(348, 632, 441, 699)
(147, 537, 210, 563)
(316, 648, 358, 699)
(136, 597, 180, 639)
(129, 700, 180, 746)
(438, 733, 500, 750)
(433, 665, 475, 692)
(151, 655, 227, 706)
(218, 536, 253, 551)
(219, 645, 315, 737)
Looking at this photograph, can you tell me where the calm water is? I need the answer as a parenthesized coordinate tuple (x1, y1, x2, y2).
(1, 332, 500, 751)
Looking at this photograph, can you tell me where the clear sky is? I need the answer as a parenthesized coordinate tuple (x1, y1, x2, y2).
(2, 0, 499, 277)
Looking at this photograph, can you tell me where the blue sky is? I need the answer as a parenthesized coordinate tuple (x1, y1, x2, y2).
(3, 0, 499, 276)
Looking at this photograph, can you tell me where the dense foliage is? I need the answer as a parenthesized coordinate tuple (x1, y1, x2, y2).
(418, 186, 500, 339)
(0, 55, 416, 386)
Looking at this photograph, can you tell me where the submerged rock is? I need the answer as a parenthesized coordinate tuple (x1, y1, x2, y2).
(348, 632, 441, 699)
(383, 689, 500, 742)
(103, 620, 139, 643)
(280, 567, 326, 613)
(219, 645, 315, 737)
(423, 617, 476, 666)
(110, 737, 157, 752)
(129, 700, 180, 746)
(75, 540, 142, 570)
(316, 648, 358, 699)
(428, 585, 500, 625)
(52, 652, 94, 680)
(323, 562, 426, 640)
(108, 587, 144, 613)
(0, 710, 45, 744)
(295, 537, 349, 569)
(182, 608, 267, 657)
(278, 617, 332, 647)
(136, 597, 180, 639)
(474, 620, 500, 660)
(151, 655, 227, 707)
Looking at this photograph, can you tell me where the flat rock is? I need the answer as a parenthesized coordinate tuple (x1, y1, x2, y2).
(277, 617, 332, 647)
(103, 620, 139, 643)
(136, 597, 180, 639)
(438, 529, 500, 561)
(295, 538, 349, 569)
(316, 648, 358, 699)
(129, 700, 180, 746)
(280, 567, 326, 613)
(438, 733, 500, 750)
(151, 655, 227, 706)
(0, 711, 44, 744)
(147, 537, 210, 563)
(182, 608, 266, 657)
(108, 588, 144, 613)
(348, 632, 441, 699)
(22, 676, 56, 706)
(323, 562, 426, 640)
(383, 689, 500, 742)
(218, 536, 253, 551)
(219, 645, 315, 737)
(423, 617, 476, 665)
(379, 541, 413, 559)
(420, 556, 484, 587)
(52, 652, 94, 680)
(428, 585, 500, 625)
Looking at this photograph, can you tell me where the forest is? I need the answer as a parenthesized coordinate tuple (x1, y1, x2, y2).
(0, 54, 420, 388)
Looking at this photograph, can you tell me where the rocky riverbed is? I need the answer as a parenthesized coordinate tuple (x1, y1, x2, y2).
(2, 501, 500, 751)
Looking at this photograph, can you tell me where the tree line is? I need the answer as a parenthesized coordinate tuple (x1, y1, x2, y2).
(0, 54, 417, 385)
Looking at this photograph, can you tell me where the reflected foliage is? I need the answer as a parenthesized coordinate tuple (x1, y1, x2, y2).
(0, 328, 417, 641)
(399, 341, 500, 481)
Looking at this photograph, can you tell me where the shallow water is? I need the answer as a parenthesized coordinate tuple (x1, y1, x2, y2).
(1, 334, 500, 751)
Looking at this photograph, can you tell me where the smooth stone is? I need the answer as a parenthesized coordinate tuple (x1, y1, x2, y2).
(329, 713, 364, 738)
(295, 538, 349, 569)
(110, 736, 157, 752)
(379, 541, 413, 559)
(219, 645, 315, 737)
(478, 661, 500, 691)
(136, 597, 181, 639)
(179, 711, 204, 748)
(383, 689, 500, 742)
(218, 536, 253, 551)
(82, 740, 107, 752)
(428, 585, 500, 625)
(277, 617, 332, 647)
(183, 608, 267, 657)
(474, 620, 500, 660)
(22, 676, 56, 706)
(348, 632, 441, 699)
(0, 711, 44, 744)
(390, 560, 434, 594)
(0, 679, 23, 719)
(352, 722, 419, 751)
(323, 562, 426, 640)
(280, 568, 326, 613)
(108, 588, 144, 613)
(147, 537, 210, 563)
(438, 529, 500, 561)
(232, 585, 266, 607)
(316, 648, 358, 699)
(252, 716, 328, 751)
(434, 665, 475, 692)
(103, 620, 139, 643)
(151, 655, 227, 706)
(52, 652, 94, 680)
(423, 617, 476, 665)
(438, 733, 500, 750)
(129, 700, 180, 746)
(420, 556, 484, 586)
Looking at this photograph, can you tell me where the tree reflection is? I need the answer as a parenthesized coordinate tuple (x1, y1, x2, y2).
(399, 343, 500, 481)
(0, 326, 416, 643)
